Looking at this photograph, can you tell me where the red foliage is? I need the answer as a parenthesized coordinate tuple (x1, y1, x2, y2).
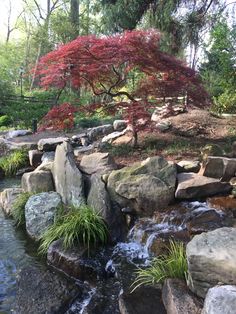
(38, 103, 77, 131)
(36, 29, 210, 135)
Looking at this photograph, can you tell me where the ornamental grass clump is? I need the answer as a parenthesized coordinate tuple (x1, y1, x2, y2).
(131, 241, 187, 291)
(38, 205, 108, 255)
(0, 149, 28, 176)
(12, 192, 33, 227)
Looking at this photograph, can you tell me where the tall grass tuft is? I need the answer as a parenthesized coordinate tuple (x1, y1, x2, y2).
(0, 150, 28, 176)
(38, 205, 109, 255)
(131, 241, 187, 291)
(12, 192, 33, 227)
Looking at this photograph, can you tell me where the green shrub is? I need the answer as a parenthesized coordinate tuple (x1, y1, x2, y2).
(131, 241, 187, 291)
(0, 115, 12, 127)
(38, 205, 109, 255)
(12, 192, 32, 227)
(212, 90, 236, 114)
(0, 150, 28, 176)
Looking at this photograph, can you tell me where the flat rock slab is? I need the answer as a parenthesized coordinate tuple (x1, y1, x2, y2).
(202, 285, 236, 314)
(14, 265, 80, 314)
(186, 227, 236, 297)
(119, 286, 166, 314)
(162, 278, 202, 314)
(175, 172, 232, 199)
(38, 137, 68, 151)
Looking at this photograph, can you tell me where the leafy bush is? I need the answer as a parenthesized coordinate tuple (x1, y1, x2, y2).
(131, 241, 187, 291)
(12, 192, 32, 227)
(0, 150, 28, 176)
(38, 103, 77, 131)
(38, 205, 108, 255)
(212, 90, 236, 114)
(0, 115, 12, 127)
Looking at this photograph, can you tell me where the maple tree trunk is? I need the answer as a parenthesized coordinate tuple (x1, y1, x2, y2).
(132, 130, 138, 147)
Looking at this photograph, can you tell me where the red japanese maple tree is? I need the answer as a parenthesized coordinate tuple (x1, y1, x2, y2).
(36, 29, 209, 144)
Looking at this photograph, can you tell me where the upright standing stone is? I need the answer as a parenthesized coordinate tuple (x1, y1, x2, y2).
(53, 141, 84, 207)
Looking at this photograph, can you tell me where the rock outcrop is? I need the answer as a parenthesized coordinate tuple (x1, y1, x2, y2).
(107, 156, 177, 215)
(175, 173, 232, 199)
(25, 192, 62, 240)
(186, 227, 236, 297)
(53, 141, 84, 207)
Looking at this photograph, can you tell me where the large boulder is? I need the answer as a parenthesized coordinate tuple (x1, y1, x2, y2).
(162, 279, 202, 314)
(201, 156, 236, 181)
(175, 173, 232, 199)
(87, 172, 126, 242)
(21, 170, 54, 193)
(0, 188, 23, 215)
(202, 285, 236, 314)
(79, 152, 117, 175)
(14, 265, 79, 314)
(186, 227, 236, 297)
(38, 137, 68, 151)
(25, 192, 62, 240)
(107, 156, 177, 215)
(53, 141, 84, 207)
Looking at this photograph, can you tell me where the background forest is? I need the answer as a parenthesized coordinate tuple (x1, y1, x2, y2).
(0, 0, 235, 129)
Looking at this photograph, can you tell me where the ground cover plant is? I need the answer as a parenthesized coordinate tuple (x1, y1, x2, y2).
(131, 241, 187, 291)
(0, 150, 28, 176)
(38, 205, 109, 255)
(12, 192, 33, 227)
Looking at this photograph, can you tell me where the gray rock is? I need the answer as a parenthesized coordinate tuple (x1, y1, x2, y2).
(53, 141, 84, 207)
(73, 144, 95, 156)
(156, 121, 172, 132)
(87, 172, 126, 242)
(47, 240, 99, 282)
(0, 188, 23, 215)
(175, 173, 232, 199)
(38, 137, 68, 151)
(186, 227, 236, 297)
(101, 130, 126, 143)
(177, 160, 201, 173)
(119, 286, 166, 314)
(162, 278, 202, 314)
(41, 151, 55, 163)
(14, 265, 79, 314)
(28, 150, 43, 167)
(202, 156, 236, 181)
(8, 129, 32, 138)
(25, 192, 62, 240)
(88, 124, 114, 142)
(107, 156, 177, 215)
(113, 120, 127, 131)
(21, 170, 54, 193)
(202, 285, 236, 314)
(35, 162, 53, 172)
(80, 152, 117, 175)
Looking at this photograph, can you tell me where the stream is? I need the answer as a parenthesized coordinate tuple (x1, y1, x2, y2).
(0, 178, 230, 313)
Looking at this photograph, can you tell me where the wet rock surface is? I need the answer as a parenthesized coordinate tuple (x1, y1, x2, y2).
(14, 265, 80, 314)
(162, 278, 202, 314)
(119, 286, 166, 314)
